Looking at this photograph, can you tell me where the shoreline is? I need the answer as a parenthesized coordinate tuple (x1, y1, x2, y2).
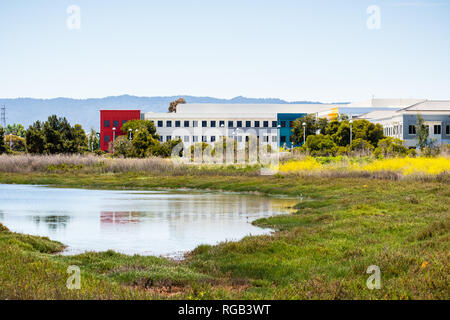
(0, 172, 448, 299)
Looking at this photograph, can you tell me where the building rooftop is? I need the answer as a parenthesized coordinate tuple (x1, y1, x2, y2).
(176, 103, 334, 114)
(347, 98, 425, 109)
(401, 100, 450, 112)
(145, 112, 280, 119)
(357, 110, 399, 120)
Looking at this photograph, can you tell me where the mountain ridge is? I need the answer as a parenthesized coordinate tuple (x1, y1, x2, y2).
(0, 95, 346, 131)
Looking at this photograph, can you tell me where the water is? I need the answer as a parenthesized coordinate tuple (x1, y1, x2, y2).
(0, 184, 296, 257)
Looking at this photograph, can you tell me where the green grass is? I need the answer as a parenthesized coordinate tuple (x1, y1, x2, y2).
(0, 172, 449, 299)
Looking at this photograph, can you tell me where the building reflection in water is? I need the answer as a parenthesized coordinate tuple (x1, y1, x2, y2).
(98, 197, 296, 229)
(31, 215, 71, 231)
(101, 211, 142, 224)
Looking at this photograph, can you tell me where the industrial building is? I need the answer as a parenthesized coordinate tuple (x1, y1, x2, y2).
(100, 99, 450, 151)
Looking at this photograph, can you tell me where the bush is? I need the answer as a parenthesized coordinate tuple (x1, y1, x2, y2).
(305, 134, 336, 156)
(422, 146, 440, 157)
(331, 146, 348, 156)
(111, 136, 135, 158)
(407, 149, 418, 158)
(0, 222, 9, 232)
(374, 137, 408, 158)
(350, 138, 374, 153)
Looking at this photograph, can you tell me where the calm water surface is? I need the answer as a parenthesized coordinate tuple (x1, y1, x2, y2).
(0, 184, 296, 257)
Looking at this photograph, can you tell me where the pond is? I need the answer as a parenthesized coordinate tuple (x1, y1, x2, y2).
(0, 184, 296, 257)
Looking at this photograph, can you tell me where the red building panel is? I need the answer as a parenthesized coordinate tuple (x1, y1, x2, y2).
(100, 110, 141, 151)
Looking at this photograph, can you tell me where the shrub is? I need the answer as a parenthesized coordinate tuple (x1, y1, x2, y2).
(374, 137, 408, 158)
(349, 138, 374, 154)
(331, 145, 348, 156)
(407, 149, 418, 158)
(0, 223, 9, 232)
(305, 134, 336, 156)
(111, 136, 135, 158)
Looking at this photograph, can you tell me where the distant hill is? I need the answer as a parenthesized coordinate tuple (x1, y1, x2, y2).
(0, 95, 341, 131)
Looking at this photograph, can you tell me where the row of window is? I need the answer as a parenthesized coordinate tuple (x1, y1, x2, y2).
(384, 125, 403, 137)
(407, 124, 450, 135)
(155, 120, 296, 128)
(104, 133, 294, 144)
(104, 120, 127, 128)
(157, 135, 280, 143)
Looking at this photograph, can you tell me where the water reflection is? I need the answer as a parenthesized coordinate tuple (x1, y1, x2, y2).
(101, 211, 141, 224)
(0, 184, 296, 256)
(32, 215, 71, 231)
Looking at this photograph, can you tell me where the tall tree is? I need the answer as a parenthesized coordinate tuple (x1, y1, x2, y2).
(26, 116, 88, 154)
(332, 121, 352, 146)
(25, 121, 45, 154)
(88, 128, 100, 151)
(0, 127, 8, 154)
(73, 124, 88, 152)
(291, 114, 317, 144)
(416, 114, 429, 150)
(131, 128, 158, 157)
(6, 124, 25, 137)
(351, 119, 384, 147)
(168, 98, 186, 113)
(122, 119, 159, 140)
(316, 118, 329, 134)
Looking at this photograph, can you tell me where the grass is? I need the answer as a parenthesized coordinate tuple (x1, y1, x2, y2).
(276, 156, 450, 179)
(0, 169, 449, 299)
(1, 154, 449, 181)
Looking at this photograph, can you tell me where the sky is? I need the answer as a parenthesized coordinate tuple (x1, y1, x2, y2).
(0, 0, 449, 102)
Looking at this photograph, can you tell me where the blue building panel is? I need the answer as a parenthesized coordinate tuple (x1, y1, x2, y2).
(277, 113, 307, 148)
(402, 114, 450, 146)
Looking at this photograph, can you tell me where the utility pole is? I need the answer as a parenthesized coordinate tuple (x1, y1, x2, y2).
(0, 105, 6, 128)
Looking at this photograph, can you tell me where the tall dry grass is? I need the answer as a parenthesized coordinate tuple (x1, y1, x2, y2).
(0, 154, 177, 174)
(0, 154, 262, 176)
(0, 154, 448, 181)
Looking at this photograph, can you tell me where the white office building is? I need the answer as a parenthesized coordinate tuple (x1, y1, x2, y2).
(358, 100, 450, 147)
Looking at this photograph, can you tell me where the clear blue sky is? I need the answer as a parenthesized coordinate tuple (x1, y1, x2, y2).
(1, 0, 449, 102)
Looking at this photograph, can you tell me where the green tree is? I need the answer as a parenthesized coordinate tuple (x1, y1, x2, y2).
(291, 114, 317, 144)
(349, 138, 374, 152)
(0, 127, 8, 154)
(73, 124, 88, 152)
(325, 120, 340, 136)
(305, 134, 336, 155)
(351, 120, 384, 147)
(111, 136, 135, 157)
(88, 128, 100, 152)
(5, 135, 27, 152)
(316, 118, 329, 134)
(6, 124, 25, 137)
(151, 138, 183, 157)
(42, 115, 65, 153)
(373, 137, 408, 158)
(26, 116, 88, 154)
(25, 121, 45, 154)
(130, 128, 159, 157)
(416, 115, 429, 150)
(122, 119, 159, 140)
(332, 121, 352, 146)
